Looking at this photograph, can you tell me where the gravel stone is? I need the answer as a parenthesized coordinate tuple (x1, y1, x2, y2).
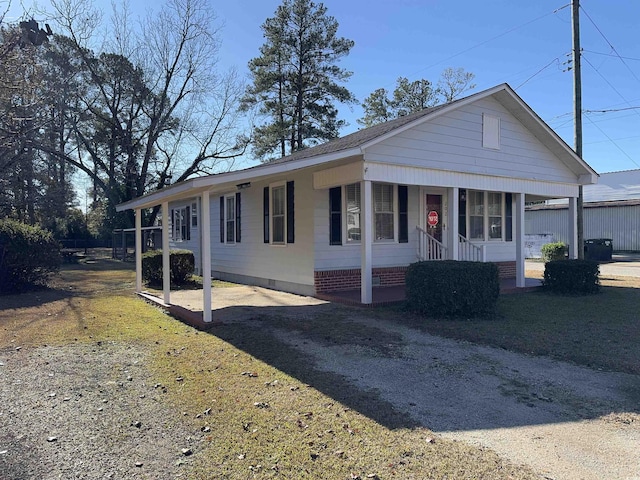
(0, 342, 196, 479)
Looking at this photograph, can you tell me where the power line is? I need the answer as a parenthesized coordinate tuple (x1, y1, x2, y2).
(584, 114, 640, 169)
(514, 56, 564, 90)
(580, 5, 640, 84)
(582, 49, 640, 62)
(582, 54, 640, 119)
(402, 3, 571, 82)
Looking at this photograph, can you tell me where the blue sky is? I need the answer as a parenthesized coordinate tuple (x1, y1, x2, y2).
(7, 0, 640, 174)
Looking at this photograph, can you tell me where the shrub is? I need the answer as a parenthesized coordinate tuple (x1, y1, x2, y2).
(541, 242, 567, 262)
(405, 260, 500, 318)
(0, 219, 61, 293)
(141, 249, 195, 286)
(543, 259, 599, 295)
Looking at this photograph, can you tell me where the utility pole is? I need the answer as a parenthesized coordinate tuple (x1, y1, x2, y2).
(572, 0, 584, 259)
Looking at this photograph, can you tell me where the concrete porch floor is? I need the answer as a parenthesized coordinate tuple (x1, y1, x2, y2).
(137, 276, 542, 329)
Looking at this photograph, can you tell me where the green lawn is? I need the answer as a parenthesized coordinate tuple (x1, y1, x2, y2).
(392, 274, 640, 375)
(0, 253, 538, 479)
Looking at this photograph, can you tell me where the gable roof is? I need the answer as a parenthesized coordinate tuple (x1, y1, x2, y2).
(117, 83, 597, 212)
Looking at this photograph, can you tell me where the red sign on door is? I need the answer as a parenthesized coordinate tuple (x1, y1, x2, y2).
(427, 210, 439, 227)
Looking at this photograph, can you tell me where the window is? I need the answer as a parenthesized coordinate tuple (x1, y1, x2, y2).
(225, 196, 236, 243)
(345, 183, 361, 242)
(219, 193, 241, 244)
(488, 192, 503, 239)
(272, 184, 286, 244)
(374, 183, 394, 241)
(468, 190, 484, 240)
(191, 202, 198, 227)
(172, 206, 190, 241)
(465, 191, 510, 241)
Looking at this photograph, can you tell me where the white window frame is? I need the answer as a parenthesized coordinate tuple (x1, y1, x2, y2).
(466, 190, 506, 242)
(270, 182, 286, 245)
(191, 201, 198, 228)
(373, 183, 397, 243)
(344, 183, 361, 244)
(224, 194, 236, 244)
(173, 206, 188, 242)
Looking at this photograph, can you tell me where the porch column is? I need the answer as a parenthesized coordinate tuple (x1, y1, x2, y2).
(447, 187, 459, 260)
(360, 180, 372, 304)
(162, 201, 171, 304)
(201, 190, 212, 323)
(568, 196, 578, 259)
(135, 208, 142, 293)
(515, 193, 525, 288)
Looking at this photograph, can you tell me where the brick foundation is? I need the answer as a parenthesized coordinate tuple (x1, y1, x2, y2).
(315, 261, 516, 293)
(314, 266, 408, 293)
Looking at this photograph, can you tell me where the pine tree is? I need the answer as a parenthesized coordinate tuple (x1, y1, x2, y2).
(242, 0, 356, 161)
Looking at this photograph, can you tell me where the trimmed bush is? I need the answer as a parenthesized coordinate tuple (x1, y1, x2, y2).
(543, 259, 599, 295)
(405, 260, 500, 318)
(541, 242, 567, 262)
(0, 219, 61, 293)
(141, 249, 195, 286)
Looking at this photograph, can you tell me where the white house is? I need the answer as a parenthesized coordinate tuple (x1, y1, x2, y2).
(116, 84, 597, 322)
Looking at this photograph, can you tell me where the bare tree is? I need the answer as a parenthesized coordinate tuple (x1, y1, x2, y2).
(47, 0, 247, 227)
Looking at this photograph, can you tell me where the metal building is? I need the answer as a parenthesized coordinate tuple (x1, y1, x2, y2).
(526, 170, 640, 252)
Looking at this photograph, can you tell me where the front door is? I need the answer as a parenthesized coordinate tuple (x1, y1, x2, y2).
(426, 194, 443, 242)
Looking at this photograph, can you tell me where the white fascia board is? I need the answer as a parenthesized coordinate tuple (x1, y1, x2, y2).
(116, 147, 363, 211)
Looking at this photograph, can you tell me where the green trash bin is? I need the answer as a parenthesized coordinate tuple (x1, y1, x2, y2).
(584, 239, 613, 261)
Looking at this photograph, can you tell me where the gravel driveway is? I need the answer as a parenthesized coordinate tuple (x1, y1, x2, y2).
(260, 311, 640, 480)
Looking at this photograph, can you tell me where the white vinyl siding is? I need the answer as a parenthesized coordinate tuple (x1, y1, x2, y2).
(364, 97, 578, 184)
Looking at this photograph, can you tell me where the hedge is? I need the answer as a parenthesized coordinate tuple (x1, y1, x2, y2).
(543, 259, 600, 295)
(405, 260, 500, 318)
(141, 249, 195, 286)
(541, 242, 567, 262)
(0, 219, 61, 293)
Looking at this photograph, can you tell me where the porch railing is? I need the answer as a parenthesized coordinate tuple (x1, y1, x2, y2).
(416, 226, 447, 261)
(458, 234, 486, 262)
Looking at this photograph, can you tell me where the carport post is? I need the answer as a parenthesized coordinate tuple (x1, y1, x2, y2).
(162, 201, 171, 304)
(568, 196, 578, 259)
(135, 208, 142, 293)
(515, 193, 525, 288)
(360, 180, 372, 304)
(201, 190, 212, 323)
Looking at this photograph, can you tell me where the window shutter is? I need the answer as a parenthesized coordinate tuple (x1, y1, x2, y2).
(171, 209, 174, 240)
(505, 192, 513, 242)
(185, 206, 191, 240)
(458, 189, 467, 238)
(263, 186, 269, 243)
(286, 181, 294, 244)
(235, 192, 241, 243)
(398, 185, 408, 243)
(329, 187, 342, 245)
(219, 197, 224, 243)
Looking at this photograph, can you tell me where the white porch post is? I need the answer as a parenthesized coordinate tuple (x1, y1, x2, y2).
(515, 193, 525, 288)
(361, 180, 373, 304)
(135, 208, 142, 293)
(162, 201, 171, 304)
(568, 196, 578, 259)
(201, 191, 212, 323)
(447, 187, 459, 260)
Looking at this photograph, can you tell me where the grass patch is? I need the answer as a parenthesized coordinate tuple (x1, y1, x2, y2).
(392, 275, 640, 375)
(0, 251, 537, 479)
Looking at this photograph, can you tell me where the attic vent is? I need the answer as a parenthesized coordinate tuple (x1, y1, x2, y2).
(482, 113, 500, 150)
